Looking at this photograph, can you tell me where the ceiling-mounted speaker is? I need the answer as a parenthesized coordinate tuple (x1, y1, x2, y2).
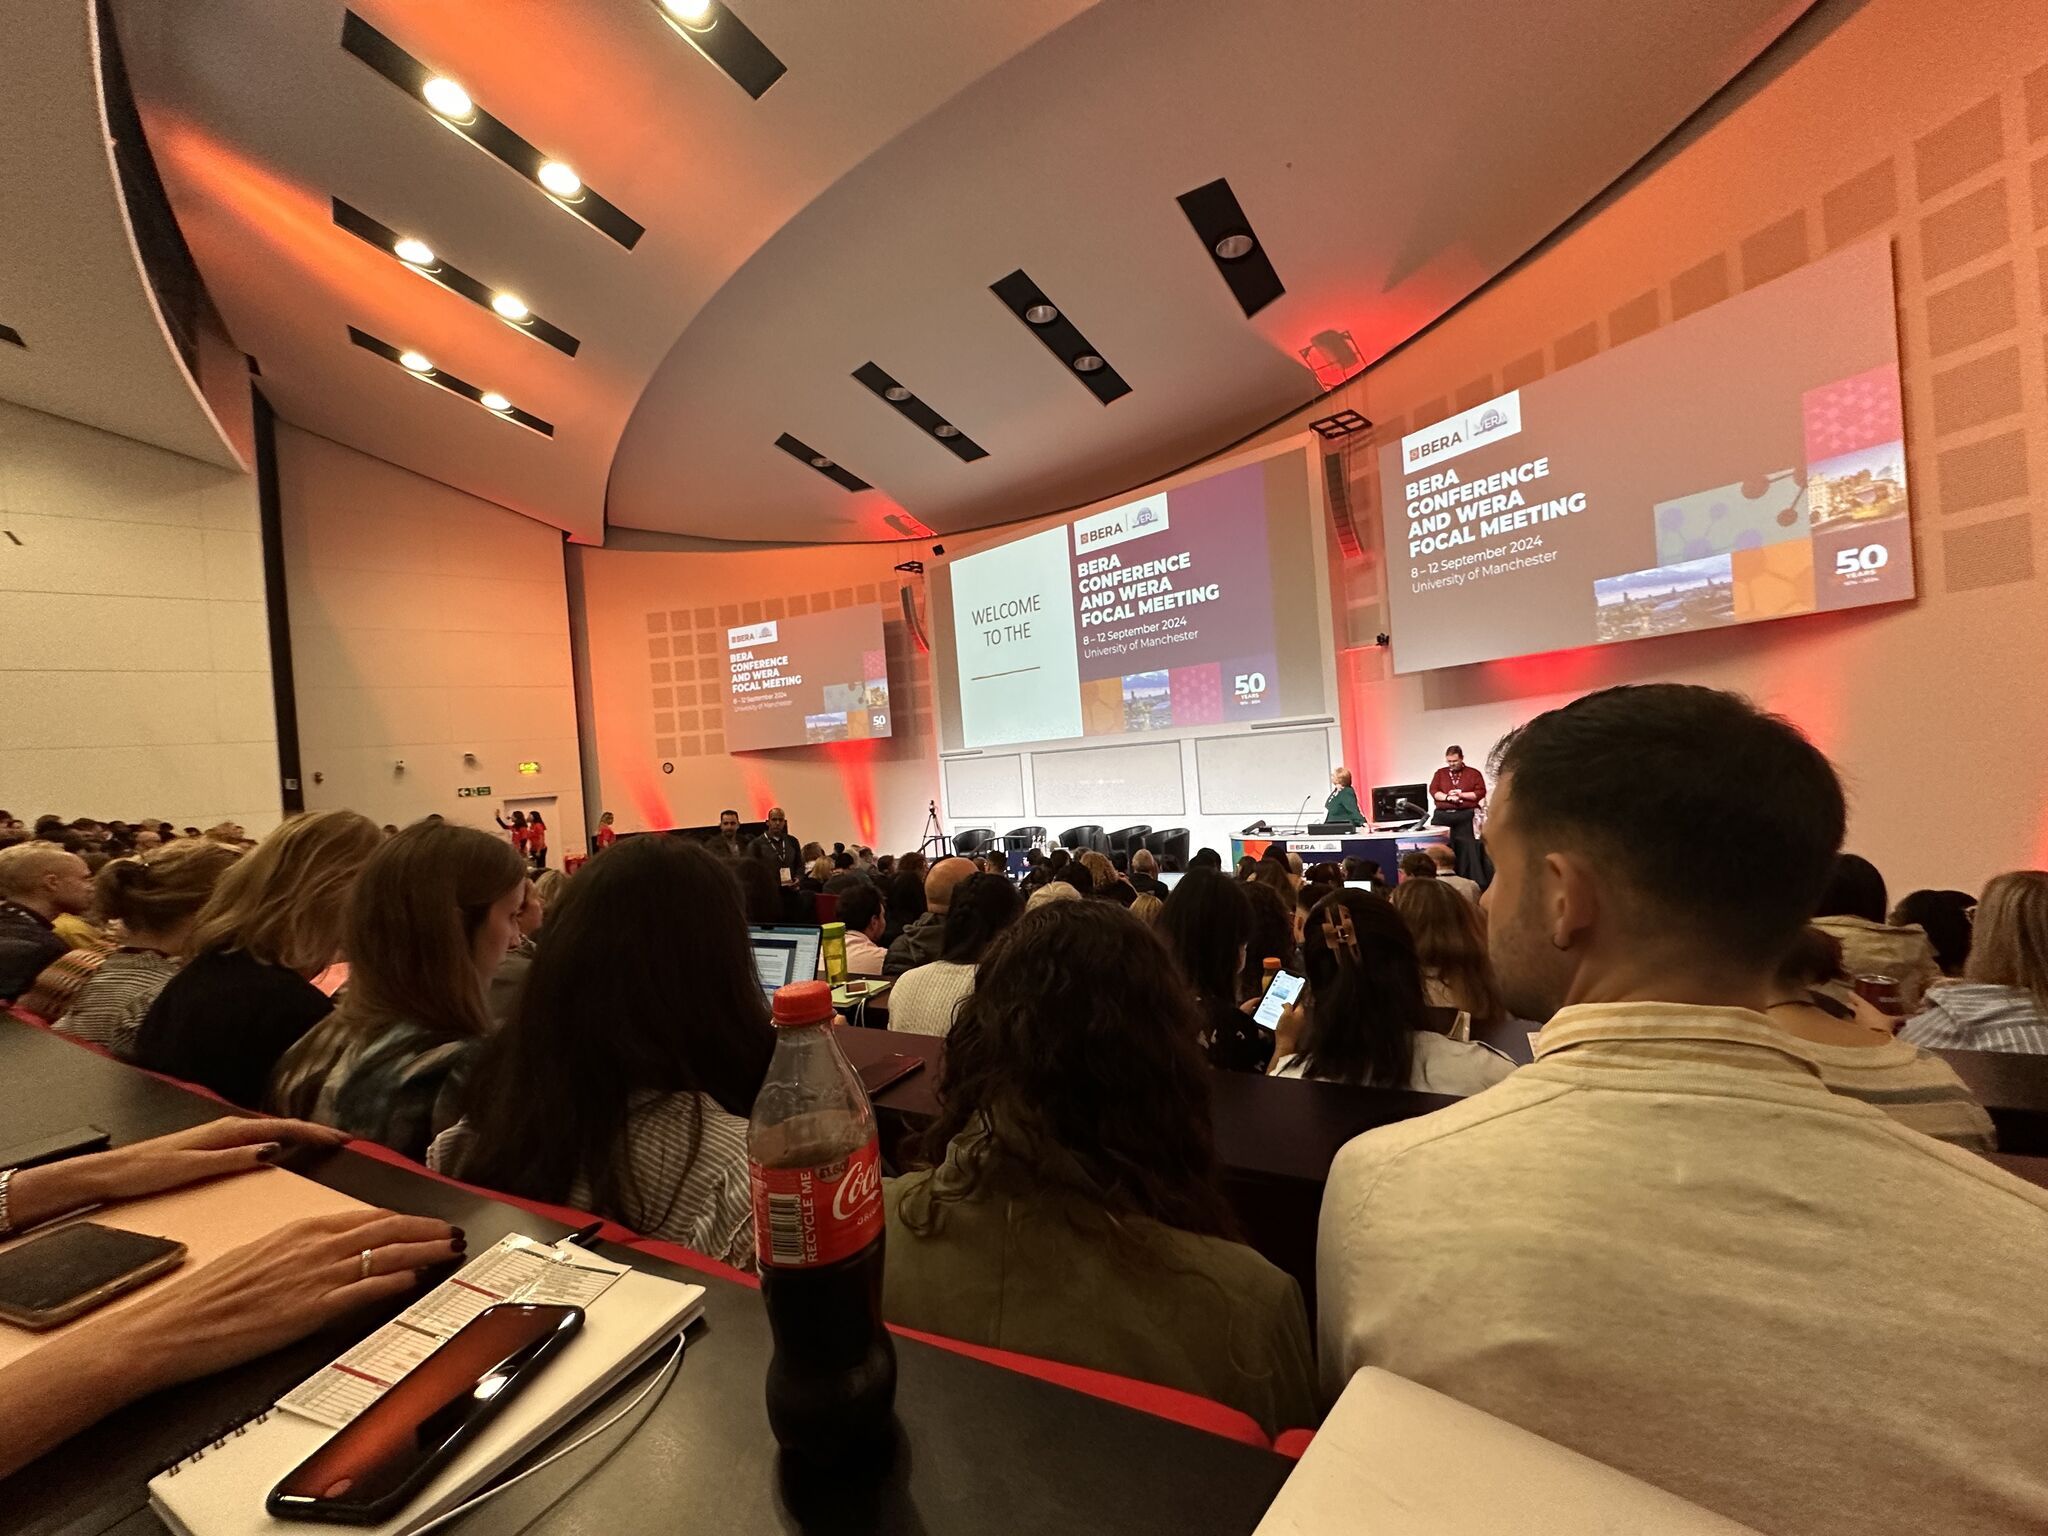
(899, 582, 930, 654)
(1323, 450, 1365, 562)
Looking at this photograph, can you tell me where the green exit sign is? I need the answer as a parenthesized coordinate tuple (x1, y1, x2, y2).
(456, 785, 493, 798)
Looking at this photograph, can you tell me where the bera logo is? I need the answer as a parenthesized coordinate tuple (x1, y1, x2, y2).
(1401, 390, 1523, 474)
(1073, 495, 1170, 555)
(727, 619, 778, 648)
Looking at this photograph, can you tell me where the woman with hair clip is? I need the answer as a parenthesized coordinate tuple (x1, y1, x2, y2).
(1271, 888, 1515, 1095)
(883, 899, 1316, 1436)
(43, 839, 244, 1055)
(269, 822, 528, 1158)
(431, 838, 773, 1268)
(136, 811, 383, 1107)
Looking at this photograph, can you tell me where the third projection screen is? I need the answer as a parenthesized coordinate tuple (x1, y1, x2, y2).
(1380, 238, 1913, 674)
(935, 446, 1326, 751)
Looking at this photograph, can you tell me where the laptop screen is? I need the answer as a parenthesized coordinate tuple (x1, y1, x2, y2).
(1157, 871, 1184, 891)
(749, 925, 823, 998)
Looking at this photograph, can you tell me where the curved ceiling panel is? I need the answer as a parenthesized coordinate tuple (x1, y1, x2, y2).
(609, 0, 1815, 544)
(0, 0, 244, 469)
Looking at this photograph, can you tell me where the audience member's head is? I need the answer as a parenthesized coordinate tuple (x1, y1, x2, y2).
(1237, 855, 1258, 881)
(1390, 876, 1503, 1025)
(836, 881, 885, 940)
(899, 851, 929, 883)
(1965, 871, 2048, 1014)
(1056, 861, 1096, 897)
(1109, 850, 1129, 875)
(1341, 856, 1371, 880)
(185, 810, 382, 975)
(1026, 880, 1083, 912)
(533, 869, 569, 910)
(719, 808, 740, 838)
(765, 807, 789, 838)
(876, 854, 896, 877)
(731, 856, 782, 925)
(940, 873, 1023, 965)
(924, 856, 976, 914)
(908, 901, 1236, 1242)
(1078, 850, 1120, 894)
(1130, 893, 1164, 926)
(1285, 851, 1304, 878)
(453, 837, 773, 1223)
(1424, 843, 1457, 875)
(1398, 850, 1437, 883)
(1131, 848, 1158, 878)
(1190, 847, 1222, 872)
(1241, 881, 1297, 1001)
(1294, 890, 1431, 1087)
(806, 855, 835, 885)
(1159, 868, 1251, 1007)
(1485, 684, 1843, 1022)
(1891, 889, 1975, 975)
(832, 850, 855, 870)
(1816, 854, 1889, 924)
(96, 840, 243, 953)
(1773, 924, 1849, 992)
(1249, 859, 1294, 902)
(0, 841, 94, 920)
(886, 868, 928, 928)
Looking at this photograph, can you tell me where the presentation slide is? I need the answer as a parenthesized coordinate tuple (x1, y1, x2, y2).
(719, 605, 892, 751)
(1379, 238, 1913, 674)
(933, 446, 1328, 751)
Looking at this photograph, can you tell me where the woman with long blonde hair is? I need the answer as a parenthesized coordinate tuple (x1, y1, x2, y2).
(135, 811, 381, 1106)
(1905, 870, 2048, 1056)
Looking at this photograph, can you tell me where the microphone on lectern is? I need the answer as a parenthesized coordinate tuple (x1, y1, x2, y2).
(1290, 793, 1315, 833)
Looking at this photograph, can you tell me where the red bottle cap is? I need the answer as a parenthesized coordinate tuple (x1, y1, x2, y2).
(771, 979, 835, 1027)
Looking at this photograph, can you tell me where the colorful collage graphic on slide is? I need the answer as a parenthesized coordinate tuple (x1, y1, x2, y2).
(1592, 363, 1909, 645)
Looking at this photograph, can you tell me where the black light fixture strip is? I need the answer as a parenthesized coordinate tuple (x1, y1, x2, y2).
(648, 1, 786, 100)
(332, 198, 580, 356)
(341, 11, 643, 251)
(0, 323, 23, 349)
(1177, 177, 1284, 319)
(347, 325, 554, 437)
(989, 270, 1130, 405)
(774, 432, 869, 491)
(852, 362, 988, 462)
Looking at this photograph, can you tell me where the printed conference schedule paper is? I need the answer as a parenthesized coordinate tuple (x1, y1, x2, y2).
(278, 1233, 625, 1429)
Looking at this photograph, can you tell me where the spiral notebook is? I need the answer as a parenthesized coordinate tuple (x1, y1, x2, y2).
(146, 1235, 704, 1536)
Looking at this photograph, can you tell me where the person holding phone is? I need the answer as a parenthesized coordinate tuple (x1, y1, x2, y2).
(0, 1117, 460, 1479)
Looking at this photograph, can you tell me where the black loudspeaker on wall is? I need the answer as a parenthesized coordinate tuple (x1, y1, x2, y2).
(1323, 449, 1364, 562)
(899, 582, 929, 653)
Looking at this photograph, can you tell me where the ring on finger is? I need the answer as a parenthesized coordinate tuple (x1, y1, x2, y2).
(358, 1248, 374, 1280)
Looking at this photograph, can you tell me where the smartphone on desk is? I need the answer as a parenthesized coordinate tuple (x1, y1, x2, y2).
(1253, 969, 1305, 1029)
(269, 1302, 583, 1524)
(0, 1221, 187, 1329)
(857, 1053, 925, 1097)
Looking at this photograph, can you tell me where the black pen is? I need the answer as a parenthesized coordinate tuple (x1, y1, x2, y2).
(565, 1221, 605, 1249)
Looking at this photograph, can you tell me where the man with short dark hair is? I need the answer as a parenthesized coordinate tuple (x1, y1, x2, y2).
(1427, 744, 1489, 883)
(713, 808, 745, 859)
(1319, 685, 2048, 1536)
(835, 883, 888, 976)
(1189, 846, 1223, 872)
(1396, 850, 1436, 883)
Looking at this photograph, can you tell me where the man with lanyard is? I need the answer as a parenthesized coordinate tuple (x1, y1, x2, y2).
(1428, 744, 1492, 885)
(750, 807, 803, 888)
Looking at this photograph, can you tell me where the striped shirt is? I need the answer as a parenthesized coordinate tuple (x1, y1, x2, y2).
(430, 1089, 755, 1272)
(1782, 1031, 1995, 1150)
(1319, 1001, 2048, 1536)
(887, 960, 977, 1037)
(51, 948, 179, 1059)
(1902, 982, 2048, 1056)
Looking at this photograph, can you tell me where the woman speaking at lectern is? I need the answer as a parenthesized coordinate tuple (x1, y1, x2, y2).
(1323, 767, 1365, 829)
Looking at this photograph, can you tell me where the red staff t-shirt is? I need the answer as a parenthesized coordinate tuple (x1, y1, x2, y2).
(1428, 765, 1486, 812)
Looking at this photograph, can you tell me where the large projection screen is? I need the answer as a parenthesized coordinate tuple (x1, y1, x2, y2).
(929, 441, 1336, 754)
(1379, 238, 1913, 674)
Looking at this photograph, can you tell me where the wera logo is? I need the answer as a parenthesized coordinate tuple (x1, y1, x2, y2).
(1400, 390, 1523, 473)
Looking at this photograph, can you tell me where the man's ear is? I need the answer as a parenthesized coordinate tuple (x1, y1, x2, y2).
(1547, 850, 1602, 952)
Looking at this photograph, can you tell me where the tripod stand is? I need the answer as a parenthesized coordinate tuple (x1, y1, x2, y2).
(918, 799, 950, 860)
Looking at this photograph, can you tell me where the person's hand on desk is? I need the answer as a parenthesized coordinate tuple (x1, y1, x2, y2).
(3, 1117, 348, 1233)
(0, 1208, 461, 1479)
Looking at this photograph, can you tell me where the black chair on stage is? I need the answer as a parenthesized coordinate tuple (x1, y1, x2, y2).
(1108, 825, 1152, 855)
(1059, 824, 1108, 853)
(1144, 827, 1191, 870)
(1002, 825, 1047, 851)
(952, 827, 996, 855)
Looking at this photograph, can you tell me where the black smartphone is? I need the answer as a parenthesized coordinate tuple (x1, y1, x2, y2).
(268, 1302, 583, 1524)
(0, 1221, 186, 1329)
(857, 1053, 925, 1096)
(0, 1124, 110, 1171)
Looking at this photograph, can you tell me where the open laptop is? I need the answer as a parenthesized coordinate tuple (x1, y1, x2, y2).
(748, 925, 822, 1000)
(1157, 871, 1184, 891)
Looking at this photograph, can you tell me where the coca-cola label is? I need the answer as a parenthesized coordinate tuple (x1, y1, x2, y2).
(750, 1136, 884, 1269)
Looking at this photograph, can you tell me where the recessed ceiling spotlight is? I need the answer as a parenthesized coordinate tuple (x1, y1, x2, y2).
(1072, 354, 1104, 373)
(810, 455, 833, 469)
(536, 161, 583, 198)
(392, 236, 436, 266)
(883, 385, 912, 402)
(489, 292, 531, 321)
(933, 424, 959, 438)
(399, 350, 434, 373)
(421, 76, 473, 119)
(1023, 303, 1058, 325)
(1213, 232, 1256, 260)
(1179, 177, 1284, 317)
(350, 325, 554, 435)
(480, 391, 512, 412)
(660, 0, 717, 28)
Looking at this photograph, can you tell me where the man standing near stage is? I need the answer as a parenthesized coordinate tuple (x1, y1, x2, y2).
(750, 807, 803, 888)
(1429, 745, 1491, 885)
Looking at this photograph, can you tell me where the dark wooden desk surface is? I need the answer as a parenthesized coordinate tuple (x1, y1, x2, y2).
(0, 1021, 1291, 1536)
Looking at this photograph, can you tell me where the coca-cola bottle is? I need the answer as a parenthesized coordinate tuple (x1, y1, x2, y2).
(748, 979, 897, 1458)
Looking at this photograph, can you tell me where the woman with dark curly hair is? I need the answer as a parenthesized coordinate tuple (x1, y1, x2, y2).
(880, 900, 1316, 1435)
